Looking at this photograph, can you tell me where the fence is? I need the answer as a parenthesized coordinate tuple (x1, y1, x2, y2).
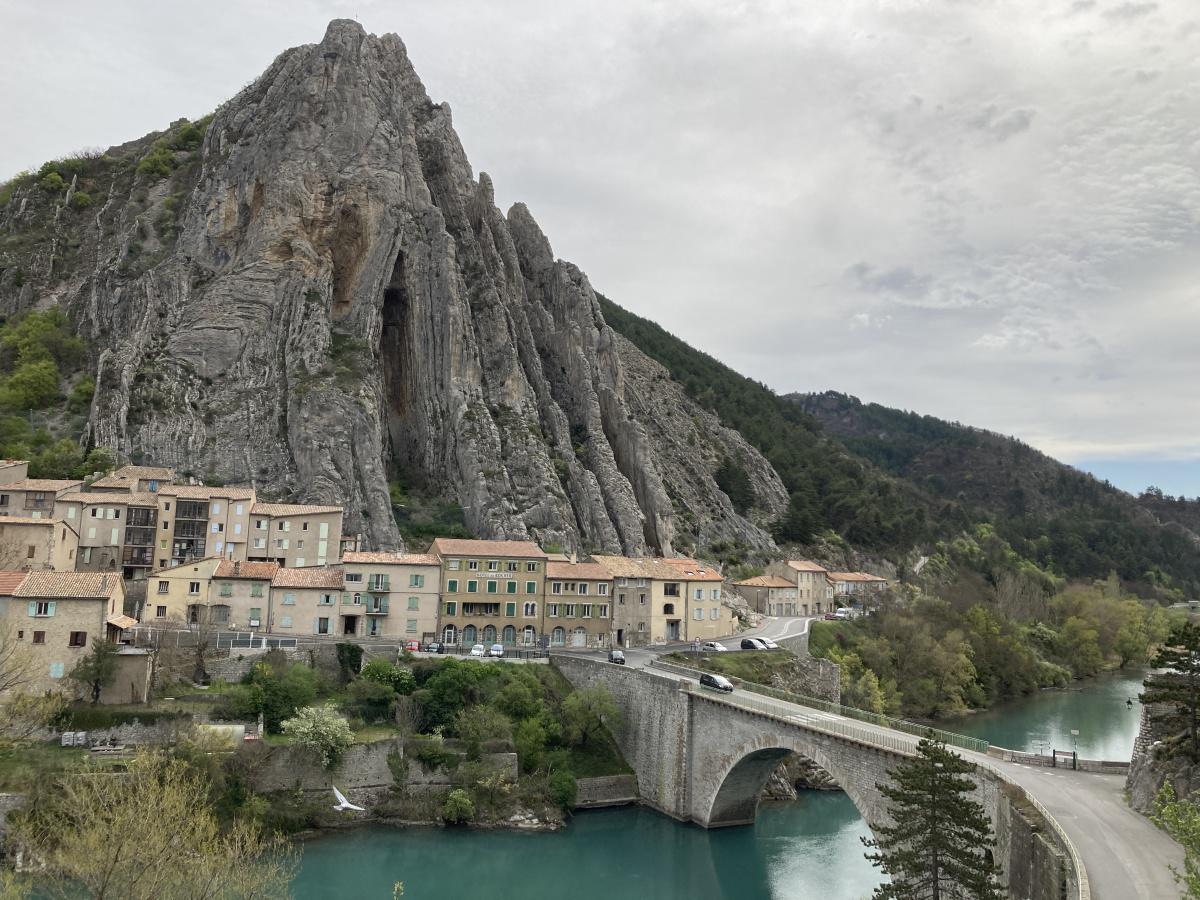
(649, 658, 989, 753)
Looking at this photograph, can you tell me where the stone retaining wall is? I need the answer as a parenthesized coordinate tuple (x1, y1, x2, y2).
(575, 775, 638, 808)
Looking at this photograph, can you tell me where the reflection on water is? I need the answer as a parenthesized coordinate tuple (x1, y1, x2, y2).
(294, 670, 1145, 899)
(942, 668, 1146, 759)
(293, 794, 881, 900)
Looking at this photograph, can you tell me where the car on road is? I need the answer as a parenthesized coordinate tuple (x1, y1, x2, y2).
(422, 641, 445, 654)
(823, 612, 840, 620)
(740, 638, 768, 651)
(469, 643, 486, 657)
(759, 638, 780, 650)
(834, 608, 853, 620)
(699, 672, 734, 693)
(701, 641, 728, 652)
(608, 649, 626, 665)
(488, 643, 504, 658)
(404, 640, 421, 652)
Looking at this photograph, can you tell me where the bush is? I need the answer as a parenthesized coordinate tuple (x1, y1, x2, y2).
(70, 191, 93, 210)
(549, 770, 577, 809)
(342, 678, 396, 722)
(454, 706, 511, 760)
(281, 706, 354, 768)
(0, 360, 62, 411)
(360, 658, 415, 694)
(336, 643, 363, 683)
(137, 143, 175, 179)
(214, 662, 319, 732)
(411, 740, 458, 771)
(38, 171, 65, 193)
(442, 788, 474, 824)
(68, 376, 95, 413)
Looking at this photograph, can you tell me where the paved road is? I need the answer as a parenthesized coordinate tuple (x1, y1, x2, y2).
(649, 660, 1183, 900)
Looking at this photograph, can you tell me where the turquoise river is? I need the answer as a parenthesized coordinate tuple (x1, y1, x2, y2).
(293, 669, 1145, 900)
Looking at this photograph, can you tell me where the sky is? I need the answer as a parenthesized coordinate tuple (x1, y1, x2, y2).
(2, 0, 1198, 497)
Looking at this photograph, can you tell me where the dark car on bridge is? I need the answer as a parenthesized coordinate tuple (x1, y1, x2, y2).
(699, 673, 734, 693)
(608, 649, 626, 665)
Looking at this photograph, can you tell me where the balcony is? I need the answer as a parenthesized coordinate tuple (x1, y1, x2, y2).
(124, 527, 156, 547)
(365, 597, 389, 615)
(176, 501, 210, 520)
(127, 508, 156, 527)
(174, 521, 208, 540)
(368, 578, 390, 592)
(121, 547, 154, 567)
(461, 603, 501, 617)
(23, 497, 52, 511)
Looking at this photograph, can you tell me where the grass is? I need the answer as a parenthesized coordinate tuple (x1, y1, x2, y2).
(64, 704, 190, 730)
(807, 620, 859, 657)
(564, 738, 633, 778)
(663, 649, 800, 684)
(0, 742, 124, 792)
(352, 724, 402, 744)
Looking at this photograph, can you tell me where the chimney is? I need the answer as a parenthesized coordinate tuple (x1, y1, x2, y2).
(101, 574, 108, 593)
(234, 560, 241, 576)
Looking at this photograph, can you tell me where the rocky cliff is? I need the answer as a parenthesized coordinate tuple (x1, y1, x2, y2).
(0, 20, 784, 554)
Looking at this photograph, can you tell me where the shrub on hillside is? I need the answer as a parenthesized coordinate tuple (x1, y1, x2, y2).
(281, 706, 354, 768)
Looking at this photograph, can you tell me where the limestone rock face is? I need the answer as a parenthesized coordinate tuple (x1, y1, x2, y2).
(0, 20, 783, 556)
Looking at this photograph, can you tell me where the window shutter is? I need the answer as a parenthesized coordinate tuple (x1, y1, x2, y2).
(313, 618, 319, 633)
(47, 602, 56, 617)
(27, 601, 36, 617)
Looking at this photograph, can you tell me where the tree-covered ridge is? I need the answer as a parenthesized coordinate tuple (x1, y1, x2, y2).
(796, 391, 1200, 597)
(598, 295, 931, 552)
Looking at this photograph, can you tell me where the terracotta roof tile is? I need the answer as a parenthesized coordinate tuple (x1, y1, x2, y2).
(16, 571, 122, 599)
(828, 571, 889, 583)
(214, 561, 279, 580)
(91, 465, 176, 488)
(342, 551, 439, 565)
(58, 491, 159, 506)
(250, 502, 342, 516)
(654, 558, 724, 581)
(0, 516, 58, 526)
(546, 561, 612, 581)
(733, 575, 795, 588)
(159, 485, 256, 500)
(272, 567, 345, 588)
(787, 560, 828, 573)
(0, 571, 28, 594)
(430, 538, 546, 559)
(3, 479, 82, 492)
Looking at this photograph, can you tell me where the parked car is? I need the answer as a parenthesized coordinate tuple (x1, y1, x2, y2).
(759, 638, 780, 650)
(823, 612, 840, 620)
(740, 637, 767, 650)
(469, 643, 486, 657)
(699, 672, 734, 693)
(608, 649, 626, 665)
(404, 640, 421, 652)
(422, 641, 444, 654)
(701, 641, 728, 652)
(834, 608, 852, 620)
(488, 643, 504, 658)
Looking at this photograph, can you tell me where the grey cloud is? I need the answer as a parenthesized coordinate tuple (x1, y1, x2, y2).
(966, 105, 1037, 141)
(846, 263, 933, 300)
(1103, 2, 1158, 20)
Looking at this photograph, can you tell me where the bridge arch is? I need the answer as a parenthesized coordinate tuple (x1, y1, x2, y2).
(698, 729, 884, 830)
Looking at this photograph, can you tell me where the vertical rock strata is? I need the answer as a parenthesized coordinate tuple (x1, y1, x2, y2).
(0, 20, 786, 553)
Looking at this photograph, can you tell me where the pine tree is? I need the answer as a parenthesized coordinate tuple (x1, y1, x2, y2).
(863, 737, 1004, 900)
(1142, 621, 1200, 761)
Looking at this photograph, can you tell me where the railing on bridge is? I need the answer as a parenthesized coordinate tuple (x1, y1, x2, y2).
(650, 658, 989, 754)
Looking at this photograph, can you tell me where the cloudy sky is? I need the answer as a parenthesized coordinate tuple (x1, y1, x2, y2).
(3, 0, 1198, 495)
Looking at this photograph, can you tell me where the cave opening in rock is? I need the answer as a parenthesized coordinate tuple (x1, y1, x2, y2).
(381, 248, 413, 470)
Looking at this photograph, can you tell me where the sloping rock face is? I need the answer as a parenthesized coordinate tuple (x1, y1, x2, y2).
(0, 20, 783, 555)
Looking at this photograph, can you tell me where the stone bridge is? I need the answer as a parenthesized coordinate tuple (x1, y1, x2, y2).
(554, 655, 1085, 900)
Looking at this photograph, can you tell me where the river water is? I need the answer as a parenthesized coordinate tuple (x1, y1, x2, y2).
(293, 669, 1146, 900)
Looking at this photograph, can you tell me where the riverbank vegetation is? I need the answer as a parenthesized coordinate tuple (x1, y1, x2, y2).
(810, 574, 1176, 719)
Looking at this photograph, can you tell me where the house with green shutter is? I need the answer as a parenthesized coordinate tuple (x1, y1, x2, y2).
(2, 570, 148, 702)
(430, 539, 547, 648)
(340, 552, 440, 643)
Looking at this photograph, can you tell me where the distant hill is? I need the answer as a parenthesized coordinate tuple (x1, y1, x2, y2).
(791, 391, 1200, 595)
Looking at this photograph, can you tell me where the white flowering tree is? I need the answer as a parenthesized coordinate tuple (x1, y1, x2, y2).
(281, 706, 354, 768)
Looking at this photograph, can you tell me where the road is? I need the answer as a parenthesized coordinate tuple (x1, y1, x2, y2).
(643, 657, 1183, 900)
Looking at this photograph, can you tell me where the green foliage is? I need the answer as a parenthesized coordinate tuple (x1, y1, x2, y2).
(561, 685, 620, 748)
(38, 171, 65, 193)
(280, 706, 354, 768)
(810, 583, 1170, 719)
(342, 678, 396, 722)
(1143, 622, 1200, 762)
(68, 376, 95, 412)
(215, 662, 320, 732)
(360, 658, 416, 694)
(335, 643, 364, 683)
(454, 705, 512, 760)
(548, 770, 577, 809)
(0, 359, 61, 411)
(410, 740, 458, 771)
(864, 737, 1004, 900)
(441, 788, 474, 824)
(1153, 782, 1200, 898)
(714, 457, 755, 514)
(69, 191, 93, 210)
(0, 172, 33, 206)
(137, 142, 176, 179)
(68, 641, 120, 704)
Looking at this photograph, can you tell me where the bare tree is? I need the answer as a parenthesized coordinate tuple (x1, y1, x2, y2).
(0, 621, 33, 696)
(996, 570, 1049, 621)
